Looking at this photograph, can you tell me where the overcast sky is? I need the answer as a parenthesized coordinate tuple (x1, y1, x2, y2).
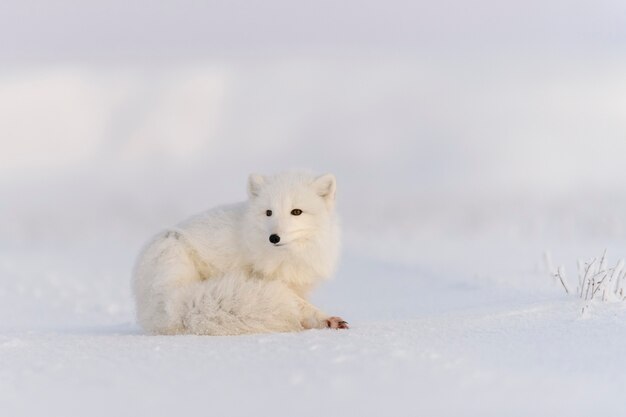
(1, 0, 625, 62)
(2, 0, 626, 208)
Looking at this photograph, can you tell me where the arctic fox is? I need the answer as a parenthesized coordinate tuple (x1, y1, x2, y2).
(132, 171, 348, 335)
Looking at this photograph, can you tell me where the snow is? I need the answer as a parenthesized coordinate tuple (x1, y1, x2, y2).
(5, 305, 626, 417)
(3, 3, 626, 413)
(4, 247, 626, 417)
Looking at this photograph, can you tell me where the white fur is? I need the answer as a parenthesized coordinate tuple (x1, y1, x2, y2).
(132, 171, 342, 335)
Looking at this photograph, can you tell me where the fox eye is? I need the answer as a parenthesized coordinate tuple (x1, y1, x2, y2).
(291, 209, 302, 216)
(266, 210, 272, 216)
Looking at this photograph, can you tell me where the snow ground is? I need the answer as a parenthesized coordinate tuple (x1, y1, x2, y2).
(3, 243, 626, 417)
(2, 57, 626, 416)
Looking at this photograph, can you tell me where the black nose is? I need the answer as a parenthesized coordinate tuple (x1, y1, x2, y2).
(269, 234, 281, 244)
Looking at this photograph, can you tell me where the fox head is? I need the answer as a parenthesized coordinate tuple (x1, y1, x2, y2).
(242, 171, 340, 279)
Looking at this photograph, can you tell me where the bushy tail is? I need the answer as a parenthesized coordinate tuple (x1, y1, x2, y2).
(133, 231, 307, 335)
(177, 276, 307, 335)
(154, 275, 305, 335)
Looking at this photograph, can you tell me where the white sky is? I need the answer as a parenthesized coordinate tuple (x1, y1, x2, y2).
(1, 0, 625, 62)
(1, 0, 626, 212)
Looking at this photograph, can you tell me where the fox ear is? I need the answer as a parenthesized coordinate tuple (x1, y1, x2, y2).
(247, 174, 266, 198)
(313, 174, 336, 201)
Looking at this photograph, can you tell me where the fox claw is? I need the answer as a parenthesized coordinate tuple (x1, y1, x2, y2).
(326, 316, 349, 329)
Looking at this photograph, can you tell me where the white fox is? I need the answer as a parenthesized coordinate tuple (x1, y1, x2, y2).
(132, 171, 348, 335)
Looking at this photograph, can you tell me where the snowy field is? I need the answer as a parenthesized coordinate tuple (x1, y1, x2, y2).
(3, 1, 626, 416)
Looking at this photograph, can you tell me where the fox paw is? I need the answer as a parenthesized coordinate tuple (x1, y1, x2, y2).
(326, 316, 349, 329)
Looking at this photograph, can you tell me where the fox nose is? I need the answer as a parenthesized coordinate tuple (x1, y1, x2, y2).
(269, 234, 281, 244)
